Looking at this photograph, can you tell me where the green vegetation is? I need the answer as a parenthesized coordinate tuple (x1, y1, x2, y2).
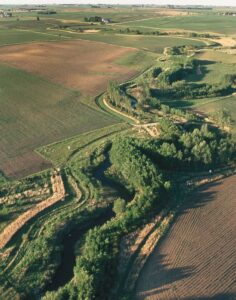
(37, 123, 129, 166)
(0, 5, 236, 300)
(0, 171, 51, 232)
(197, 96, 236, 135)
(195, 50, 236, 64)
(120, 15, 236, 34)
(74, 33, 206, 53)
(115, 50, 157, 71)
(0, 28, 67, 45)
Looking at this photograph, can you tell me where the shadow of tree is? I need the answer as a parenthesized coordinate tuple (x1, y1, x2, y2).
(179, 179, 222, 215)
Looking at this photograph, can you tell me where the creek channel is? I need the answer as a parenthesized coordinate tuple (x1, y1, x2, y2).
(45, 152, 132, 292)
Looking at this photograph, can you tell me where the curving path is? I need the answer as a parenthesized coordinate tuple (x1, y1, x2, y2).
(0, 173, 65, 249)
(135, 175, 236, 300)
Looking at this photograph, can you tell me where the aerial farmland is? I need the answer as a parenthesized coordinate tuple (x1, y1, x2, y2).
(0, 3, 235, 300)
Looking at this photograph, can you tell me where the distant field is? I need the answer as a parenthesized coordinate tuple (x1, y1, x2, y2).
(0, 28, 68, 45)
(0, 64, 119, 178)
(120, 15, 236, 34)
(0, 39, 137, 94)
(136, 175, 236, 300)
(70, 33, 205, 53)
(3, 7, 189, 24)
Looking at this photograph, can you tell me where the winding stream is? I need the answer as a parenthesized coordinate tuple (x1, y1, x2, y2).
(45, 152, 132, 292)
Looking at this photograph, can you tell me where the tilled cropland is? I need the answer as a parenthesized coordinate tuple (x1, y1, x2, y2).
(136, 175, 236, 300)
(0, 40, 137, 95)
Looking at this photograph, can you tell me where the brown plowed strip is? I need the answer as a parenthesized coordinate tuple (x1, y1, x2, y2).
(0, 173, 65, 249)
(0, 40, 137, 95)
(135, 175, 236, 300)
(1, 151, 52, 179)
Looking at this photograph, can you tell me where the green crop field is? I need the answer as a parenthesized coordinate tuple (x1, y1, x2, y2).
(69, 32, 205, 52)
(0, 28, 69, 45)
(119, 15, 236, 34)
(0, 64, 118, 178)
(115, 50, 158, 70)
(0, 5, 236, 300)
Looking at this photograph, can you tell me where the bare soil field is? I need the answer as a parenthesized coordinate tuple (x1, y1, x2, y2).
(136, 175, 236, 300)
(0, 40, 137, 95)
(1, 151, 52, 179)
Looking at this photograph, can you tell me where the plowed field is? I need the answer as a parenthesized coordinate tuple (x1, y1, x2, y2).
(136, 175, 236, 300)
(0, 40, 137, 95)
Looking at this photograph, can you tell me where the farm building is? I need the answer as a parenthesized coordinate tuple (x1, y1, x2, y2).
(102, 18, 112, 24)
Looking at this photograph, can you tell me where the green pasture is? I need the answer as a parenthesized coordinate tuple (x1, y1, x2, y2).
(0, 28, 68, 45)
(70, 32, 206, 52)
(120, 15, 236, 34)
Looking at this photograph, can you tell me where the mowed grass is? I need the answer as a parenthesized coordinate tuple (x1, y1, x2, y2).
(120, 15, 236, 34)
(0, 64, 118, 177)
(71, 33, 205, 53)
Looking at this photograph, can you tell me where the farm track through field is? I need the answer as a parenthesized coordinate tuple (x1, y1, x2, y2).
(135, 175, 236, 300)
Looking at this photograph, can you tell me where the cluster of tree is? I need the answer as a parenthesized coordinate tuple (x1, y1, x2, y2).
(211, 109, 234, 128)
(45, 138, 169, 300)
(118, 28, 169, 36)
(188, 32, 217, 38)
(154, 61, 235, 99)
(107, 81, 135, 114)
(160, 104, 197, 121)
(84, 16, 102, 22)
(155, 79, 234, 99)
(38, 10, 56, 14)
(135, 119, 235, 171)
(84, 16, 101, 22)
(164, 46, 196, 56)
